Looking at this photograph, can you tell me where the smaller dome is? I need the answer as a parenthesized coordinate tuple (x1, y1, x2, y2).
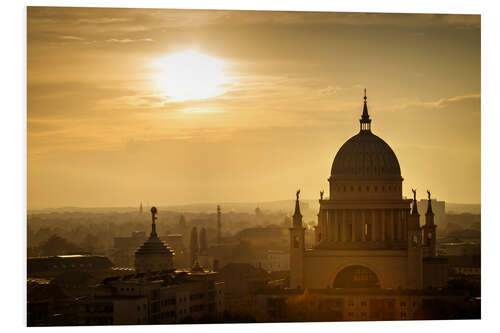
(135, 234, 174, 257)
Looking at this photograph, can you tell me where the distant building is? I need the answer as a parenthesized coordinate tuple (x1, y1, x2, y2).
(27, 255, 113, 279)
(160, 234, 189, 268)
(418, 199, 445, 226)
(261, 250, 289, 272)
(111, 231, 146, 267)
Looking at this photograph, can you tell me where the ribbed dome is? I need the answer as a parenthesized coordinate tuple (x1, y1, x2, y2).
(331, 131, 401, 180)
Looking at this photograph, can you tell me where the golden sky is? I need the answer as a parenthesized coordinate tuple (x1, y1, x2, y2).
(27, 7, 481, 209)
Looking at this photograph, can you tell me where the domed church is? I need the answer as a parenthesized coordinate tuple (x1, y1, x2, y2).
(289, 91, 446, 290)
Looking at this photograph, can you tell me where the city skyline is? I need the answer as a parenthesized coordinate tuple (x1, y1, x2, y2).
(28, 8, 480, 209)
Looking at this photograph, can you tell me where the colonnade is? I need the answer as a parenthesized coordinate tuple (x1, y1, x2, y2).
(318, 208, 408, 243)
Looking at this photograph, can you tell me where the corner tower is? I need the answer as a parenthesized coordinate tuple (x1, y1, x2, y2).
(423, 190, 437, 257)
(407, 189, 423, 289)
(289, 190, 305, 289)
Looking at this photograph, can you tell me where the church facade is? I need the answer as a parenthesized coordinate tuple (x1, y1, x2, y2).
(290, 91, 446, 291)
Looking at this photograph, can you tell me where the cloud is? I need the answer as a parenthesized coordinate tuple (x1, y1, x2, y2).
(59, 35, 84, 41)
(318, 85, 343, 96)
(388, 93, 481, 111)
(78, 18, 134, 24)
(431, 93, 481, 108)
(104, 38, 153, 43)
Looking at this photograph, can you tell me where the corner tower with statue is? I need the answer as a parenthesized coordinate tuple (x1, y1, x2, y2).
(289, 90, 447, 291)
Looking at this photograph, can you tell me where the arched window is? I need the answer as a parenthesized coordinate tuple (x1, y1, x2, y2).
(333, 265, 380, 288)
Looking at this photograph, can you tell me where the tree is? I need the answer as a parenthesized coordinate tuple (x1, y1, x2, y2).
(39, 234, 81, 256)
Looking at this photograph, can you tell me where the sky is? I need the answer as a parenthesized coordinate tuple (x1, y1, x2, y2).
(27, 7, 481, 209)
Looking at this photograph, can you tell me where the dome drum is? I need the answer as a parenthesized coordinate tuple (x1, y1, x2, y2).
(329, 179, 402, 201)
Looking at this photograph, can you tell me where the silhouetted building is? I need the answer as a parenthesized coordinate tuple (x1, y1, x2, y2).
(199, 228, 208, 253)
(27, 255, 113, 279)
(216, 263, 269, 317)
(190, 227, 199, 266)
(85, 270, 224, 324)
(291, 91, 447, 291)
(254, 288, 471, 322)
(217, 205, 221, 245)
(111, 231, 146, 267)
(160, 234, 189, 268)
(418, 199, 445, 226)
(77, 295, 148, 325)
(261, 250, 289, 272)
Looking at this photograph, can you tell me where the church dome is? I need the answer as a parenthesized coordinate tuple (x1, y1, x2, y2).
(331, 131, 401, 180)
(330, 90, 401, 181)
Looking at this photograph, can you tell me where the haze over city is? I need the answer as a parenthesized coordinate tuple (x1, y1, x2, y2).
(27, 8, 480, 209)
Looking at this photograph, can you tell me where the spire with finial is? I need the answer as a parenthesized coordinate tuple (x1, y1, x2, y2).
(360, 88, 372, 132)
(426, 190, 434, 215)
(150, 206, 158, 237)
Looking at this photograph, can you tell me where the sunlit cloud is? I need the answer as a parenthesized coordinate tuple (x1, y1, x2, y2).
(105, 38, 153, 43)
(27, 7, 481, 207)
(59, 35, 84, 40)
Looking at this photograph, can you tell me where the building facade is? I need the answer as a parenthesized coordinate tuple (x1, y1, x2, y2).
(83, 270, 224, 324)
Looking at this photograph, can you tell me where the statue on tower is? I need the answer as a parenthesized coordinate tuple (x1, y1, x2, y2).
(320, 190, 324, 200)
(412, 188, 417, 201)
(151, 206, 158, 222)
(150, 206, 158, 236)
(296, 189, 300, 201)
(427, 190, 431, 200)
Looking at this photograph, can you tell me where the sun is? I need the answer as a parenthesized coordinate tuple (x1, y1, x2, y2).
(153, 50, 230, 102)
